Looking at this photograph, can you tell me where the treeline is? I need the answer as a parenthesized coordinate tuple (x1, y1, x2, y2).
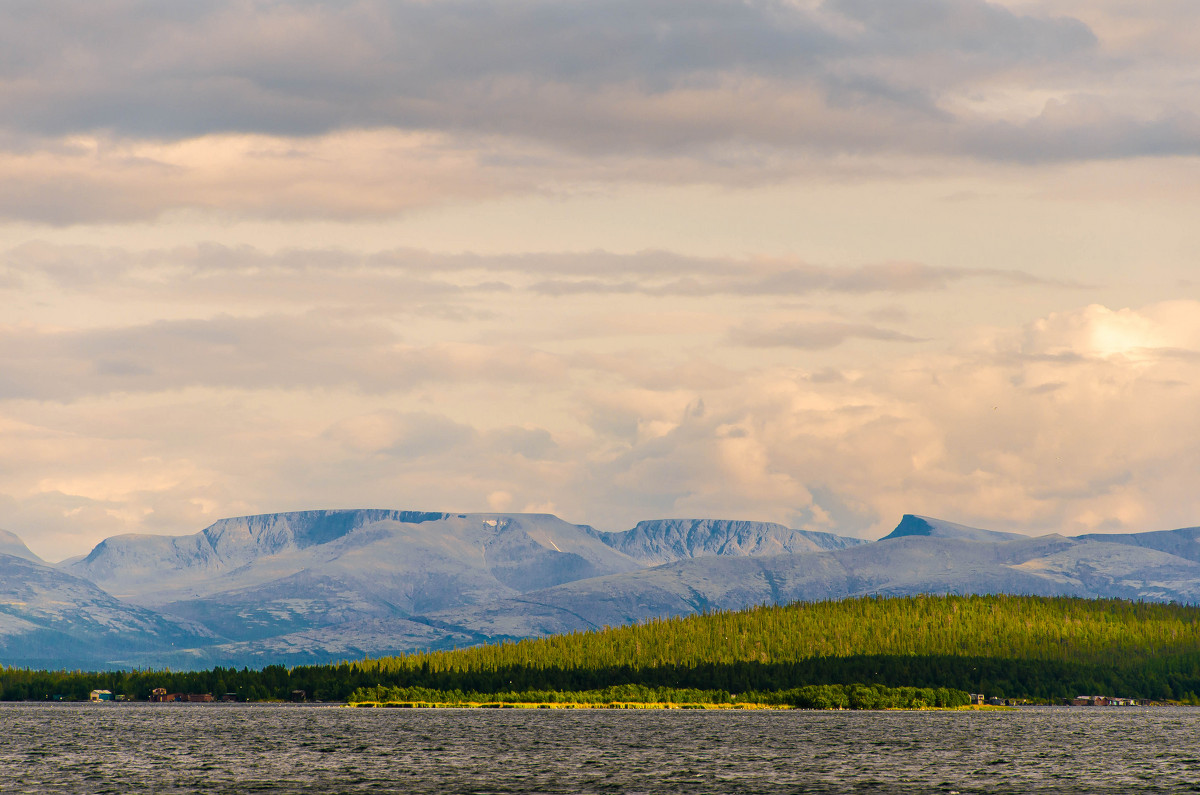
(349, 683, 971, 710)
(361, 594, 1200, 675)
(0, 664, 332, 703)
(5, 595, 1200, 702)
(346, 594, 1200, 701)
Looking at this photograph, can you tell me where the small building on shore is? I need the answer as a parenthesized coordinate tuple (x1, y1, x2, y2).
(150, 690, 187, 703)
(1064, 695, 1135, 706)
(89, 690, 114, 702)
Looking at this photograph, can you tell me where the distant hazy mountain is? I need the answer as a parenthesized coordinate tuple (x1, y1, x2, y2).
(426, 529, 1200, 641)
(0, 552, 212, 669)
(69, 510, 639, 605)
(0, 529, 43, 563)
(2, 509, 1198, 668)
(63, 511, 646, 658)
(1076, 525, 1200, 564)
(48, 510, 862, 665)
(882, 514, 1027, 543)
(594, 518, 862, 566)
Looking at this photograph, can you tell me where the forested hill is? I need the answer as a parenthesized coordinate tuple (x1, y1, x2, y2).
(6, 595, 1200, 702)
(364, 594, 1200, 674)
(356, 594, 1200, 701)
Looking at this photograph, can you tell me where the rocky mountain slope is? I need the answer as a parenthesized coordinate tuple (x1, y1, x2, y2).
(69, 510, 640, 607)
(2, 510, 1199, 668)
(592, 518, 861, 566)
(432, 527, 1200, 643)
(0, 552, 213, 669)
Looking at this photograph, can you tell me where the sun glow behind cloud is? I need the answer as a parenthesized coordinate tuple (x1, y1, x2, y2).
(1, 0, 1199, 559)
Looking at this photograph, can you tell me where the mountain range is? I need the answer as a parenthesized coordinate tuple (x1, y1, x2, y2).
(2, 510, 1199, 669)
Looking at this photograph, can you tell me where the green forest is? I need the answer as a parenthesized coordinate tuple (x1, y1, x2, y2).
(4, 595, 1200, 703)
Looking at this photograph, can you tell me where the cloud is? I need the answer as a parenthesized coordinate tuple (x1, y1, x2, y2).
(564, 300, 1200, 538)
(0, 0, 1194, 226)
(324, 410, 477, 457)
(4, 300, 1200, 556)
(1014, 302, 1200, 360)
(0, 314, 566, 401)
(0, 131, 513, 224)
(728, 321, 925, 349)
(325, 410, 560, 460)
(525, 261, 1074, 297)
(2, 242, 1068, 307)
(0, 1, 1093, 142)
(2, 3, 1198, 558)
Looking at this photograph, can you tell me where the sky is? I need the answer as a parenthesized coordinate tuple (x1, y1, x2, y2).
(2, 0, 1199, 561)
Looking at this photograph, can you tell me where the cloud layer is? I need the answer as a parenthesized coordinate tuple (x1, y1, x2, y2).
(2, 1, 1199, 223)
(2, 2, 1199, 558)
(2, 238, 1198, 558)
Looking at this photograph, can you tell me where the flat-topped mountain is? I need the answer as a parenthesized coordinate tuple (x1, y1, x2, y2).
(68, 510, 640, 607)
(594, 518, 862, 566)
(3, 509, 1200, 668)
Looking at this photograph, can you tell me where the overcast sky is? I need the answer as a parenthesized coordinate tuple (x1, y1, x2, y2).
(3, 0, 1199, 560)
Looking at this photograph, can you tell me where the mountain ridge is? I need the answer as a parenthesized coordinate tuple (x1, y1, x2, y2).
(593, 518, 862, 566)
(3, 509, 1200, 668)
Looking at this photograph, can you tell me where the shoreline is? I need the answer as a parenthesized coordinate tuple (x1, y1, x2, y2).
(348, 700, 1015, 711)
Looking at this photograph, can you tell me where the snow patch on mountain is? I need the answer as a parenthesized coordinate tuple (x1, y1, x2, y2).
(9, 509, 1200, 668)
(593, 518, 862, 565)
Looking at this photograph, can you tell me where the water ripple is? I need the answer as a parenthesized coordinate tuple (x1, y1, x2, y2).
(0, 704, 1196, 793)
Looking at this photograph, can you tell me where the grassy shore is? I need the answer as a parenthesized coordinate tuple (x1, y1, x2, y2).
(351, 700, 780, 709)
(346, 683, 973, 710)
(349, 700, 1012, 711)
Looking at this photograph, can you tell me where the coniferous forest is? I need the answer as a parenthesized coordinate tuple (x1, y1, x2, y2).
(4, 595, 1200, 703)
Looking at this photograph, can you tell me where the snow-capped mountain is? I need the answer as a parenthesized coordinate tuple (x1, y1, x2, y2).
(0, 529, 43, 563)
(3, 509, 1200, 668)
(68, 510, 640, 607)
(0, 551, 212, 669)
(592, 518, 862, 566)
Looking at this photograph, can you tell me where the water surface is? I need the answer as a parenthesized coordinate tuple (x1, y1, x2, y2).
(1, 704, 1197, 793)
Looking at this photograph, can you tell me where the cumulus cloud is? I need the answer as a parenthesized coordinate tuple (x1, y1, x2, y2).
(561, 300, 1200, 538)
(4, 298, 1200, 557)
(1014, 302, 1200, 360)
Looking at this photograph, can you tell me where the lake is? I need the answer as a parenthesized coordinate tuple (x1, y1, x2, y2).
(1, 704, 1198, 793)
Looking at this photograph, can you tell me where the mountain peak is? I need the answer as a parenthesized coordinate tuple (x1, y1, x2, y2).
(0, 528, 44, 564)
(883, 514, 1027, 543)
